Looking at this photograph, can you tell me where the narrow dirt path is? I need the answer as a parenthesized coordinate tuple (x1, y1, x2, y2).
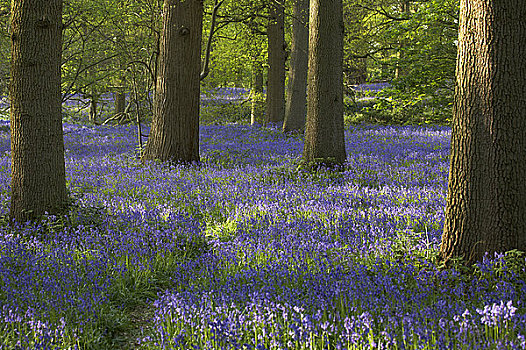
(113, 305, 156, 349)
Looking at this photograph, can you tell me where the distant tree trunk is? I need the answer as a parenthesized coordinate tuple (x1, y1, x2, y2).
(114, 88, 125, 116)
(265, 0, 285, 125)
(302, 0, 346, 166)
(10, 0, 67, 222)
(440, 0, 526, 263)
(141, 0, 203, 164)
(89, 96, 97, 123)
(356, 58, 367, 84)
(394, 0, 410, 79)
(251, 60, 264, 125)
(283, 0, 309, 133)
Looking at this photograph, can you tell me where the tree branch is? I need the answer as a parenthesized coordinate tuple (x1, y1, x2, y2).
(200, 0, 224, 81)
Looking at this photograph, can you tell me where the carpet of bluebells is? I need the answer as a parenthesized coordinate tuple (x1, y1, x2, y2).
(0, 117, 525, 349)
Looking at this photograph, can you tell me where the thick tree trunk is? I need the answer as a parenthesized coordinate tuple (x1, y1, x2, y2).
(251, 60, 265, 125)
(10, 0, 67, 222)
(265, 0, 285, 125)
(141, 0, 203, 163)
(283, 0, 309, 133)
(302, 0, 346, 165)
(440, 0, 526, 263)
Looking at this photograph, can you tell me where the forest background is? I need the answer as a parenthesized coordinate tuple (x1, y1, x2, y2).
(0, 0, 458, 125)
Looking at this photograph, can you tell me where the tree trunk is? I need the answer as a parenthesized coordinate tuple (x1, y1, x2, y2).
(89, 96, 97, 123)
(440, 0, 526, 263)
(302, 0, 346, 166)
(114, 88, 125, 116)
(141, 0, 203, 164)
(10, 0, 67, 222)
(283, 0, 309, 133)
(356, 58, 367, 84)
(265, 0, 285, 125)
(394, 0, 410, 79)
(251, 60, 265, 125)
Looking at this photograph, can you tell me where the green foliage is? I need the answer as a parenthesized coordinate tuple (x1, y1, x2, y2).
(204, 218, 238, 242)
(200, 100, 251, 125)
(0, 0, 9, 96)
(346, 95, 453, 126)
(1, 0, 462, 127)
(200, 0, 270, 90)
(344, 97, 381, 126)
(59, 0, 161, 123)
(343, 0, 459, 125)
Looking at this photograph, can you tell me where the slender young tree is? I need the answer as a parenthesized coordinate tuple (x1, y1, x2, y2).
(10, 0, 67, 222)
(394, 0, 410, 79)
(141, 0, 203, 163)
(265, 0, 285, 125)
(283, 0, 309, 133)
(440, 0, 526, 263)
(302, 0, 346, 165)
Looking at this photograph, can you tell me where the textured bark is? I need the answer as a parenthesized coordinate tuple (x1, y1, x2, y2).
(283, 0, 309, 133)
(251, 60, 264, 125)
(302, 0, 346, 165)
(265, 0, 285, 125)
(10, 0, 67, 222)
(440, 0, 526, 263)
(141, 0, 203, 163)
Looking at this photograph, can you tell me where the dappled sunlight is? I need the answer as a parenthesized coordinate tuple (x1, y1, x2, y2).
(0, 124, 524, 349)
